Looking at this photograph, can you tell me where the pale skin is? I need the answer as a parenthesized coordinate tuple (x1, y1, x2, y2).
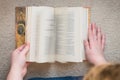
(7, 43, 30, 80)
(7, 23, 108, 80)
(84, 23, 108, 66)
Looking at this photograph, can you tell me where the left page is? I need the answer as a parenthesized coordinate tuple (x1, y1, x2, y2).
(26, 6, 56, 63)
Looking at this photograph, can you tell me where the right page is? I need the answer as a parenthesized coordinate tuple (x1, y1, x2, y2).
(54, 7, 89, 63)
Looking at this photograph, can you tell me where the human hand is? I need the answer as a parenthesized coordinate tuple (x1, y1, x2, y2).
(84, 23, 108, 66)
(9, 43, 30, 78)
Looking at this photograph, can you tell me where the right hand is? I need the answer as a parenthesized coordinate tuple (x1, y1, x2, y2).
(84, 23, 108, 66)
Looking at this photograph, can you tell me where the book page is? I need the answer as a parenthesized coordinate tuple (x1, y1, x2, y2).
(54, 7, 88, 62)
(26, 6, 56, 63)
(81, 8, 89, 60)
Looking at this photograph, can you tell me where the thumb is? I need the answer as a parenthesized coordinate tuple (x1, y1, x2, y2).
(21, 43, 30, 56)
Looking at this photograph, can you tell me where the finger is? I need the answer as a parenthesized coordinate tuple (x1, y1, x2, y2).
(14, 44, 26, 53)
(84, 40, 90, 51)
(97, 27, 102, 44)
(88, 23, 94, 47)
(101, 34, 106, 50)
(88, 24, 93, 41)
(25, 62, 30, 68)
(20, 43, 30, 56)
(92, 23, 97, 40)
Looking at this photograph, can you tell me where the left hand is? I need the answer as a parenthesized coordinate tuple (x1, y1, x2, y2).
(10, 43, 30, 77)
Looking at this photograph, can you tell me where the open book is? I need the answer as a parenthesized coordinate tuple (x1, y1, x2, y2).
(17, 6, 90, 63)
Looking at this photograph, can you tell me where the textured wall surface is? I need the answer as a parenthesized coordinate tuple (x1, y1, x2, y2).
(0, 0, 120, 80)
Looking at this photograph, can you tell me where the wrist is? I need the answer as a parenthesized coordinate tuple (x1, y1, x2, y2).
(10, 65, 23, 75)
(94, 58, 108, 66)
(7, 66, 23, 80)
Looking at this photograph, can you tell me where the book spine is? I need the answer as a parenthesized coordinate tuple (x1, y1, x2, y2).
(15, 7, 26, 48)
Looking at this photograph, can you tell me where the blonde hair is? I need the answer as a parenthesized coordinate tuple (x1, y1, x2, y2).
(84, 64, 120, 80)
